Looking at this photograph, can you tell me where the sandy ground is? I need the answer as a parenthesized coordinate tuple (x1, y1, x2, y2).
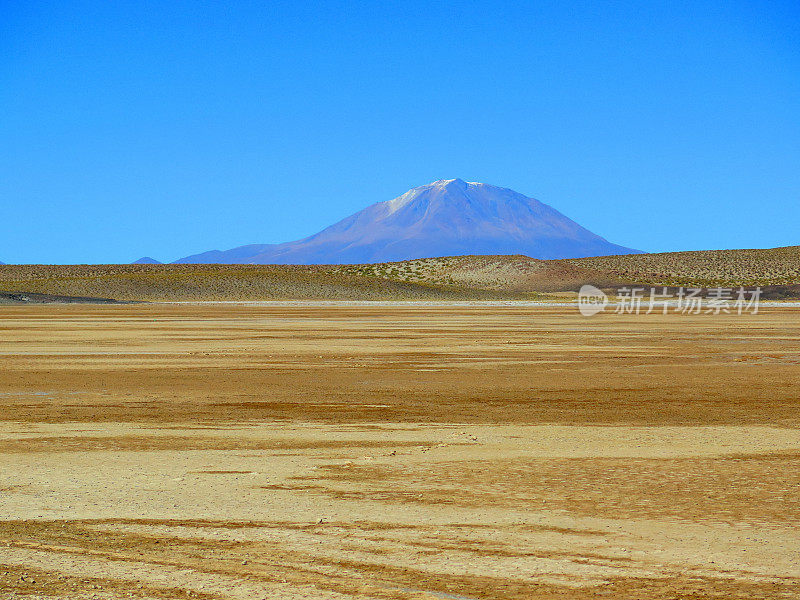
(0, 303, 799, 599)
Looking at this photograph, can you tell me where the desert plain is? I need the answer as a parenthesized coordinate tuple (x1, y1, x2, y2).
(0, 302, 799, 599)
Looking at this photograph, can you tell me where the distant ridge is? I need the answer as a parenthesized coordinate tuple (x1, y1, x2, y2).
(132, 256, 162, 264)
(175, 179, 641, 264)
(1, 246, 797, 301)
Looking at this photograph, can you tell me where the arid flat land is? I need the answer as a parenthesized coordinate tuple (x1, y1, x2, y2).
(1, 303, 799, 599)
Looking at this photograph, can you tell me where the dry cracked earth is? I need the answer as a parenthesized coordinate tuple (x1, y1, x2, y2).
(0, 303, 799, 599)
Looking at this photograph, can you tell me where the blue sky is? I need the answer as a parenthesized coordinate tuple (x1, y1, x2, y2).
(2, 0, 798, 264)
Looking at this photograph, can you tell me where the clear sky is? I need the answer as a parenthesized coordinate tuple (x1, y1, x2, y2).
(2, 1, 798, 264)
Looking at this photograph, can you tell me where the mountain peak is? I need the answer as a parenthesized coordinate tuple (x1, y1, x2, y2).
(132, 256, 162, 264)
(429, 178, 468, 189)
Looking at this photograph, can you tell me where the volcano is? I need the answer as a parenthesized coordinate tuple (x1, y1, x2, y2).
(175, 179, 640, 264)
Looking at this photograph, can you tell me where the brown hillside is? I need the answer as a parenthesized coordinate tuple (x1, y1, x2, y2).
(0, 246, 797, 301)
(565, 245, 800, 287)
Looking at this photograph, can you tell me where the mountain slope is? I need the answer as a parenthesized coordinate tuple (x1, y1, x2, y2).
(176, 179, 640, 264)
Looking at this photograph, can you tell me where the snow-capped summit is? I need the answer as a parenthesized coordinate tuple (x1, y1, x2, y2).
(432, 178, 468, 188)
(175, 180, 641, 264)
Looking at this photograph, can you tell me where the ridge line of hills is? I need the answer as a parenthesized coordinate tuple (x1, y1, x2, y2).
(1, 246, 798, 302)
